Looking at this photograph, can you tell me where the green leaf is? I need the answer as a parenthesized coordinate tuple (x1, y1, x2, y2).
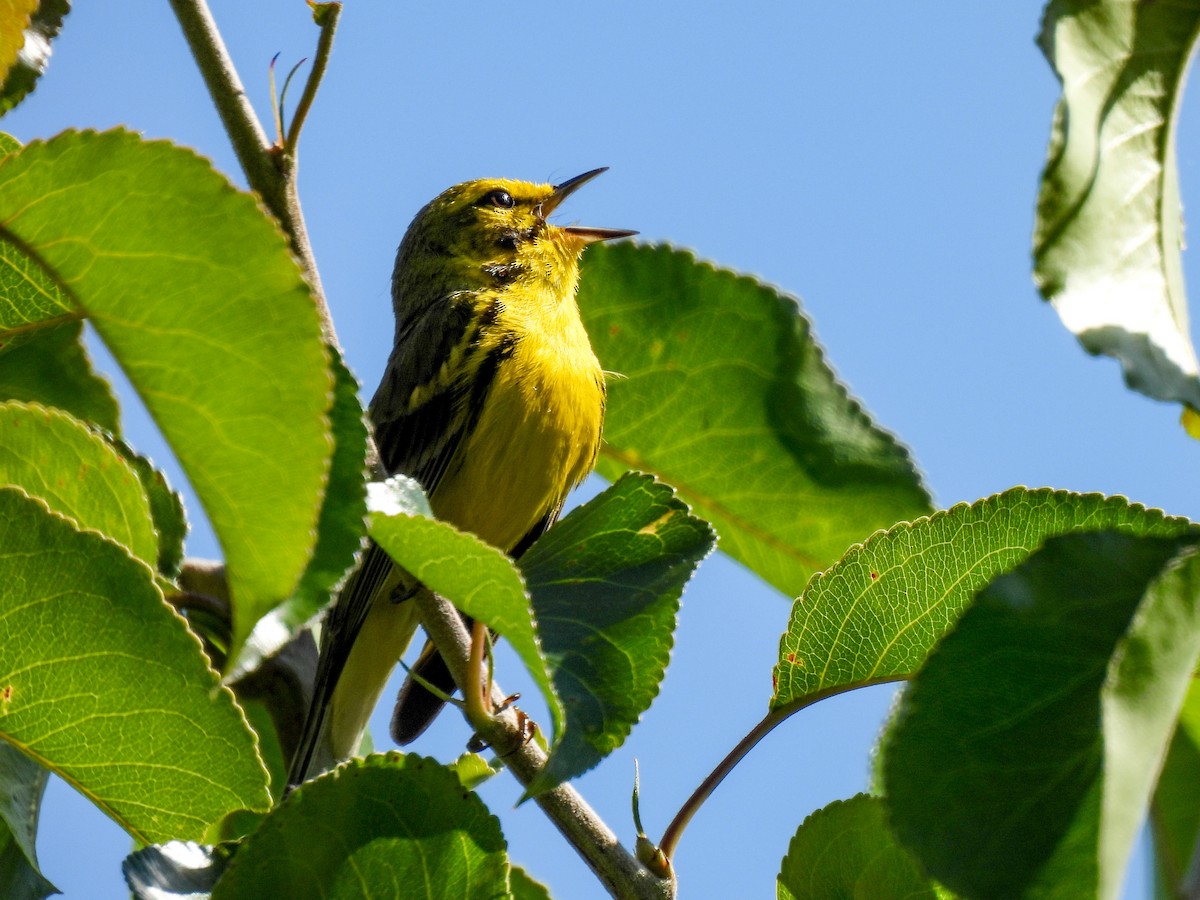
(112, 439, 187, 577)
(579, 242, 931, 597)
(233, 345, 368, 677)
(1151, 678, 1200, 894)
(0, 400, 157, 564)
(884, 531, 1200, 899)
(0, 130, 333, 653)
(1033, 3, 1200, 407)
(447, 752, 500, 792)
(0, 488, 270, 843)
(212, 754, 509, 900)
(519, 472, 714, 794)
(0, 743, 55, 900)
(367, 477, 562, 747)
(0, 0, 68, 117)
(280, 345, 368, 627)
(508, 865, 551, 900)
(0, 243, 71, 331)
(772, 488, 1195, 712)
(777, 794, 935, 900)
(0, 319, 119, 434)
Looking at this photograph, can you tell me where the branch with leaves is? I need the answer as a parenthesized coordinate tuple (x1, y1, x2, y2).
(2, 1, 1200, 899)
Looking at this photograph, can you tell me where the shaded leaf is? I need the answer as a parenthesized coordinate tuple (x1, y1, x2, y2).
(579, 242, 930, 597)
(113, 439, 187, 577)
(0, 0, 66, 117)
(0, 488, 270, 843)
(232, 344, 368, 677)
(212, 754, 508, 900)
(777, 794, 935, 900)
(773, 488, 1194, 712)
(0, 319, 119, 434)
(519, 472, 714, 794)
(0, 743, 55, 900)
(884, 531, 1200, 899)
(0, 130, 333, 654)
(0, 400, 156, 564)
(1150, 678, 1200, 895)
(1033, 2, 1200, 407)
(123, 841, 231, 900)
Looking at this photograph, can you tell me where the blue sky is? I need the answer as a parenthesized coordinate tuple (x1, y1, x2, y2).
(7, 1, 1196, 897)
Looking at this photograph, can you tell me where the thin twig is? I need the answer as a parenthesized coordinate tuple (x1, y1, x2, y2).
(284, 3, 340, 157)
(413, 590, 675, 900)
(657, 708, 789, 861)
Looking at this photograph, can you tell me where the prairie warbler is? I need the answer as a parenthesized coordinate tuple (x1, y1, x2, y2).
(288, 168, 633, 786)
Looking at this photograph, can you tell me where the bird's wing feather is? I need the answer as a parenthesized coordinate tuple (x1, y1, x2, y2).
(289, 292, 485, 786)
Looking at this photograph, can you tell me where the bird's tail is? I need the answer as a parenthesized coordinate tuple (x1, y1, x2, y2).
(287, 543, 420, 788)
(389, 637, 460, 745)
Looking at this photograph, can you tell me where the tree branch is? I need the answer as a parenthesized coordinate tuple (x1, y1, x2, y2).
(167, 0, 336, 338)
(413, 590, 675, 900)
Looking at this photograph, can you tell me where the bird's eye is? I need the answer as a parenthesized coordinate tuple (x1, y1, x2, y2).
(483, 190, 514, 209)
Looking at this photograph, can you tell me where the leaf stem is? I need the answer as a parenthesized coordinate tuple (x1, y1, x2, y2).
(465, 619, 490, 726)
(284, 3, 340, 158)
(657, 707, 789, 861)
(413, 589, 674, 900)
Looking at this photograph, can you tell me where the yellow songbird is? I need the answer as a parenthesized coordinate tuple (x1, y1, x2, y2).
(288, 168, 634, 786)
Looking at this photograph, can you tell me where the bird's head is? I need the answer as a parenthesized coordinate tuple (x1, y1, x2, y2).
(397, 168, 635, 293)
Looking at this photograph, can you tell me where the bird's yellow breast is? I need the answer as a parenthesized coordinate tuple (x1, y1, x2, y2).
(429, 275, 604, 552)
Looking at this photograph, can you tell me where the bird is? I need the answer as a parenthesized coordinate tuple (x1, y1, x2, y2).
(287, 168, 634, 787)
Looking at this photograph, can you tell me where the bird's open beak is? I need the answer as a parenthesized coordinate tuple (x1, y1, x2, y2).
(542, 167, 638, 245)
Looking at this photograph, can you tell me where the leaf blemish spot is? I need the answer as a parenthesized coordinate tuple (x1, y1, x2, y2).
(638, 512, 673, 536)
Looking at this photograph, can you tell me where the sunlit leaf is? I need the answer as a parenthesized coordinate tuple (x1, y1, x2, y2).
(0, 400, 156, 564)
(509, 865, 551, 900)
(1034, 2, 1200, 407)
(0, 130, 333, 653)
(366, 477, 559, 746)
(0, 488, 271, 843)
(773, 488, 1194, 712)
(213, 754, 508, 900)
